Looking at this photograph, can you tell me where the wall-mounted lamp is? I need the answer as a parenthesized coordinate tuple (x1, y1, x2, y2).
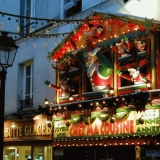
(109, 89, 114, 95)
(45, 115, 52, 127)
(44, 98, 49, 105)
(11, 123, 16, 128)
(69, 94, 74, 101)
(146, 82, 151, 88)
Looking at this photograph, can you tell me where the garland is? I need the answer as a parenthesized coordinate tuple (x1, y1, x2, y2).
(70, 114, 83, 123)
(97, 110, 110, 121)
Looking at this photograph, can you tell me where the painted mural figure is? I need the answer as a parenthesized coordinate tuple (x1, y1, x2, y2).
(72, 47, 113, 92)
(116, 68, 149, 85)
(44, 77, 76, 97)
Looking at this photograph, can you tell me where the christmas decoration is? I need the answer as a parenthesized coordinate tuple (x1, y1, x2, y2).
(116, 68, 150, 85)
(44, 77, 76, 97)
(72, 47, 113, 92)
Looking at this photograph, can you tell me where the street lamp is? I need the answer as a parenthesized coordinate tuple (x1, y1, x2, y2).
(0, 31, 19, 160)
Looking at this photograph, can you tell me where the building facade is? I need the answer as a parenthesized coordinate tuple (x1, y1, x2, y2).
(1, 0, 160, 160)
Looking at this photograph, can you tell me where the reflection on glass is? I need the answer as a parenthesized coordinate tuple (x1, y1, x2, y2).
(5, 149, 15, 160)
(33, 146, 44, 160)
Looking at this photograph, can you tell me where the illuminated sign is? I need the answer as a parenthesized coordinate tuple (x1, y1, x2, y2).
(54, 109, 160, 138)
(4, 123, 52, 141)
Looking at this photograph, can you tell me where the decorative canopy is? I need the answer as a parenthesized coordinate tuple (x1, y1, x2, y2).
(50, 11, 160, 62)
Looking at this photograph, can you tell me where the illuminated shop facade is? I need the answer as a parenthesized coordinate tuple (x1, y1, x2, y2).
(49, 12, 160, 160)
(3, 11, 160, 160)
(4, 116, 52, 160)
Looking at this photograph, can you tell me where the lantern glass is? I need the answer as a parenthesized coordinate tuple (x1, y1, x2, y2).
(0, 32, 18, 68)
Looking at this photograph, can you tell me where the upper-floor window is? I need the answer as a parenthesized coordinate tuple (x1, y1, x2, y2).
(18, 61, 33, 111)
(64, 0, 82, 18)
(20, 0, 35, 34)
(24, 64, 33, 100)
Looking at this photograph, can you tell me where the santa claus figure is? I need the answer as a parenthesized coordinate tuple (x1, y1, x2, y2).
(116, 68, 149, 85)
(72, 47, 113, 92)
(44, 77, 75, 97)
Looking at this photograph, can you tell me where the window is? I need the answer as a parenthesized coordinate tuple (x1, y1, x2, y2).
(20, 0, 35, 34)
(24, 64, 33, 100)
(18, 61, 33, 110)
(64, 0, 82, 17)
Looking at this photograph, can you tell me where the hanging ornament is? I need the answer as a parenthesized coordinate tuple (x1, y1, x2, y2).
(33, 43, 37, 48)
(54, 42, 57, 47)
(73, 26, 78, 34)
(107, 25, 112, 32)
(21, 42, 26, 47)
(17, 25, 21, 32)
(121, 14, 129, 25)
(42, 42, 48, 47)
(45, 29, 50, 35)
(29, 27, 34, 33)
(0, 22, 5, 28)
(104, 12, 111, 19)
(52, 21, 58, 27)
(47, 51, 53, 63)
(143, 17, 154, 34)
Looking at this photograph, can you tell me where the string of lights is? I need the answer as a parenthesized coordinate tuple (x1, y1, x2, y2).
(0, 30, 70, 38)
(0, 11, 87, 23)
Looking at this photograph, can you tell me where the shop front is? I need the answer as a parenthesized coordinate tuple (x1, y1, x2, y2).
(52, 105, 160, 160)
(4, 116, 53, 160)
(43, 11, 160, 160)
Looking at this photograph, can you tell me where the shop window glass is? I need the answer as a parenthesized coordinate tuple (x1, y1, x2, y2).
(4, 148, 16, 160)
(33, 147, 44, 160)
(146, 150, 160, 160)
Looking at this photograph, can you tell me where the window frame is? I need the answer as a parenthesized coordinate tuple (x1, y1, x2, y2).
(23, 62, 33, 100)
(20, 0, 35, 34)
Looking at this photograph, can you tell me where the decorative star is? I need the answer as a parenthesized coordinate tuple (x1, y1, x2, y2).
(17, 25, 21, 32)
(61, 40, 65, 46)
(104, 12, 111, 19)
(42, 42, 48, 48)
(143, 17, 154, 35)
(121, 14, 129, 25)
(29, 27, 34, 33)
(52, 21, 58, 27)
(107, 25, 112, 32)
(21, 42, 26, 47)
(88, 8, 94, 19)
(73, 26, 78, 34)
(54, 42, 58, 47)
(45, 29, 50, 35)
(47, 51, 53, 62)
(0, 22, 5, 28)
(33, 43, 37, 48)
